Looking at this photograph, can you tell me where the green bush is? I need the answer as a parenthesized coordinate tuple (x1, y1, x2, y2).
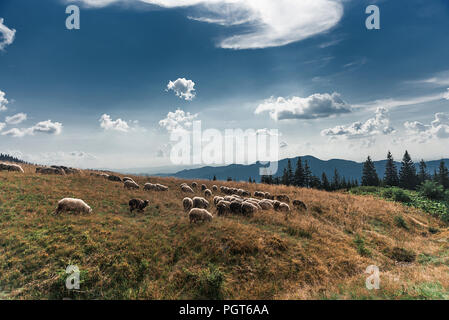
(391, 188, 411, 203)
(382, 188, 394, 199)
(418, 181, 446, 200)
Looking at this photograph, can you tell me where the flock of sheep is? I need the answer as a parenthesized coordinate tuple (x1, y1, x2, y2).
(178, 183, 308, 224)
(0, 162, 308, 222)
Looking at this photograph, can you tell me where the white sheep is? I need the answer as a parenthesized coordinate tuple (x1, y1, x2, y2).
(55, 198, 92, 214)
(193, 197, 209, 209)
(189, 208, 213, 224)
(124, 180, 140, 190)
(183, 197, 193, 212)
(0, 163, 24, 173)
(181, 184, 195, 193)
(204, 189, 212, 198)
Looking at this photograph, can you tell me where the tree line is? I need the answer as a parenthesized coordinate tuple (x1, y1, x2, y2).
(260, 151, 449, 192)
(361, 151, 449, 190)
(261, 157, 359, 191)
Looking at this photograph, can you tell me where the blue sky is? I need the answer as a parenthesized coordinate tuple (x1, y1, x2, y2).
(0, 0, 448, 170)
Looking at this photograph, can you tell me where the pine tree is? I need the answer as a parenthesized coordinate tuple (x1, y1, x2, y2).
(384, 151, 399, 186)
(310, 176, 322, 189)
(294, 157, 305, 187)
(332, 168, 341, 190)
(417, 159, 430, 185)
(438, 160, 449, 189)
(283, 160, 294, 186)
(362, 156, 379, 186)
(304, 160, 312, 188)
(321, 172, 330, 191)
(399, 151, 418, 190)
(213, 175, 217, 181)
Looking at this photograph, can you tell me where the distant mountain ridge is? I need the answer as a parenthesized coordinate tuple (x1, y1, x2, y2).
(159, 156, 449, 182)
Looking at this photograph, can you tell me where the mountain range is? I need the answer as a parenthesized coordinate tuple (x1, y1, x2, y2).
(156, 156, 449, 183)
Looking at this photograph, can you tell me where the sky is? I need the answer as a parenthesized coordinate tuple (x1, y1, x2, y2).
(0, 0, 448, 171)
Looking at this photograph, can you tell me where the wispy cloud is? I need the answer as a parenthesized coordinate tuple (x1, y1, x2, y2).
(5, 112, 27, 125)
(2, 120, 63, 138)
(0, 90, 9, 111)
(71, 0, 345, 49)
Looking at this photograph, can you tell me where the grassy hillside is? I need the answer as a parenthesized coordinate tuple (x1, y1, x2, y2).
(1, 164, 449, 300)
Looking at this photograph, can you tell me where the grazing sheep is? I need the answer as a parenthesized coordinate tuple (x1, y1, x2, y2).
(230, 201, 242, 215)
(204, 189, 212, 198)
(51, 166, 80, 174)
(259, 200, 274, 210)
(241, 201, 258, 217)
(183, 197, 193, 212)
(212, 185, 218, 192)
(213, 196, 224, 206)
(254, 191, 265, 198)
(264, 192, 274, 200)
(201, 184, 207, 191)
(36, 167, 66, 175)
(124, 180, 140, 190)
(276, 194, 290, 203)
(242, 190, 251, 197)
(245, 200, 262, 210)
(56, 198, 92, 215)
(0, 163, 24, 173)
(129, 199, 149, 213)
(192, 182, 198, 189)
(123, 177, 135, 183)
(108, 175, 122, 182)
(189, 208, 213, 224)
(144, 183, 156, 191)
(292, 200, 307, 211)
(216, 200, 231, 216)
(193, 197, 209, 209)
(155, 184, 169, 191)
(278, 203, 290, 213)
(273, 200, 281, 211)
(181, 184, 195, 193)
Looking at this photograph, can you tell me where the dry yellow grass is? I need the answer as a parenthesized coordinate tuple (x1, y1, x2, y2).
(0, 163, 448, 300)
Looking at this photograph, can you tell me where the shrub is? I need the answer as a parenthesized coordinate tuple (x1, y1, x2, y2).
(381, 188, 394, 199)
(389, 247, 416, 262)
(394, 216, 409, 230)
(418, 181, 446, 200)
(391, 188, 411, 203)
(354, 235, 371, 257)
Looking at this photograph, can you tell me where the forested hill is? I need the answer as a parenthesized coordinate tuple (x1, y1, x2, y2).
(161, 156, 449, 182)
(0, 153, 26, 164)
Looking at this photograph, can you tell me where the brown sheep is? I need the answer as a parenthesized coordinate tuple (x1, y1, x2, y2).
(241, 202, 258, 217)
(216, 200, 231, 216)
(204, 189, 212, 198)
(129, 199, 150, 213)
(0, 163, 24, 173)
(201, 184, 207, 191)
(276, 194, 290, 203)
(181, 184, 195, 193)
(292, 200, 307, 211)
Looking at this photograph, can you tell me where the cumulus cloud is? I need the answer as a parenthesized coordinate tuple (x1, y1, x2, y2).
(0, 122, 5, 131)
(1, 120, 63, 138)
(405, 113, 449, 142)
(0, 90, 9, 111)
(72, 0, 345, 49)
(321, 107, 395, 139)
(5, 112, 27, 125)
(99, 114, 130, 132)
(255, 92, 351, 121)
(159, 109, 198, 134)
(166, 78, 196, 101)
(0, 18, 16, 50)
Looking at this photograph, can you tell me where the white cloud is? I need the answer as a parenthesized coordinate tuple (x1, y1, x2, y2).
(6, 150, 97, 167)
(405, 113, 449, 142)
(0, 122, 5, 131)
(0, 90, 9, 111)
(321, 107, 395, 139)
(99, 114, 130, 132)
(159, 109, 198, 134)
(0, 18, 16, 50)
(255, 92, 351, 121)
(166, 78, 196, 101)
(444, 88, 449, 100)
(2, 120, 63, 138)
(5, 112, 27, 125)
(73, 0, 345, 49)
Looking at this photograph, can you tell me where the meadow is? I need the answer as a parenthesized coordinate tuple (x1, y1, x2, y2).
(1, 164, 449, 300)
